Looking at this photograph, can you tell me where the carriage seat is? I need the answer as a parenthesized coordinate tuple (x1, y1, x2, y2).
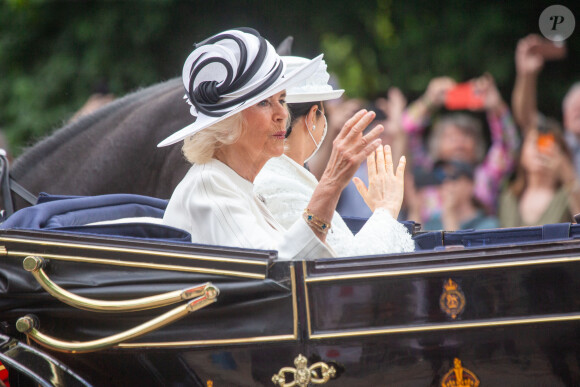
(0, 193, 191, 242)
(413, 222, 580, 251)
(9, 193, 574, 254)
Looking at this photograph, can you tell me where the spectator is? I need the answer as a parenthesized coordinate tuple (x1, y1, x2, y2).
(422, 160, 499, 230)
(511, 34, 580, 173)
(402, 74, 519, 229)
(499, 119, 580, 227)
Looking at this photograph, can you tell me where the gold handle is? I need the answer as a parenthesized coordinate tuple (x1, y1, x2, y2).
(23, 255, 209, 312)
(272, 354, 337, 386)
(16, 283, 219, 353)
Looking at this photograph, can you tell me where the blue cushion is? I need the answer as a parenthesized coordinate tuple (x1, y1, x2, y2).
(1, 193, 191, 242)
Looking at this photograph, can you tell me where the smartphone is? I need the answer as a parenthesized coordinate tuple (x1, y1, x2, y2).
(537, 133, 555, 154)
(444, 82, 485, 110)
(532, 40, 566, 61)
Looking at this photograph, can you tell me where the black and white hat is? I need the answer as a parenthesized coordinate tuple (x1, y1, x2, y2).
(158, 28, 322, 147)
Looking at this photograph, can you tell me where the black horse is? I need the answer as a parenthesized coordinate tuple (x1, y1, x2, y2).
(6, 78, 192, 211)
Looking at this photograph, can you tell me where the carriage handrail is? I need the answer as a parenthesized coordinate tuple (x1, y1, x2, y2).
(23, 255, 213, 313)
(15, 284, 219, 353)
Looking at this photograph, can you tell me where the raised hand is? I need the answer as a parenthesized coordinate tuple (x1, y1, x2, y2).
(353, 144, 406, 219)
(376, 87, 407, 137)
(423, 77, 456, 108)
(515, 34, 546, 76)
(320, 109, 384, 191)
(307, 109, 385, 240)
(472, 73, 505, 113)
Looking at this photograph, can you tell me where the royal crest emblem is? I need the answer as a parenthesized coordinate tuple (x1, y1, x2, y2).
(439, 278, 466, 319)
(272, 354, 336, 386)
(441, 358, 480, 387)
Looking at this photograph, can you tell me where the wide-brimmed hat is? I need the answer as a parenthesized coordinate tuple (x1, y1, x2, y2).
(282, 56, 344, 103)
(158, 28, 322, 147)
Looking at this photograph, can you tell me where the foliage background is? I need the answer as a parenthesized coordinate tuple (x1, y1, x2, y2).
(0, 0, 578, 155)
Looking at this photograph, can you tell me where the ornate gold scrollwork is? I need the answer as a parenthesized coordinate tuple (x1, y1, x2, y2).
(22, 255, 210, 312)
(272, 354, 336, 386)
(439, 278, 466, 319)
(15, 283, 219, 353)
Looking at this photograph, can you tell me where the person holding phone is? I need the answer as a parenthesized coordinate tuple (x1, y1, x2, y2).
(401, 74, 519, 230)
(499, 119, 580, 227)
(511, 34, 580, 175)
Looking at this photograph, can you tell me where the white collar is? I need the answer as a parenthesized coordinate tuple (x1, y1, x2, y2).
(204, 159, 255, 194)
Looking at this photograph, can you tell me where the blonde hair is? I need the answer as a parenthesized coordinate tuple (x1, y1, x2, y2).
(182, 113, 245, 164)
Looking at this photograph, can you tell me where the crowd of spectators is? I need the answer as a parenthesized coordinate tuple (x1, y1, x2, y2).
(310, 34, 580, 231)
(4, 33, 577, 234)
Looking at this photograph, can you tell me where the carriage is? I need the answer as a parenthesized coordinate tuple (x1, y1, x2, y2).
(1, 189, 580, 386)
(1, 80, 580, 386)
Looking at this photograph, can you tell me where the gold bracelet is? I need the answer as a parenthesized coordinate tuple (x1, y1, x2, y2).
(303, 209, 331, 234)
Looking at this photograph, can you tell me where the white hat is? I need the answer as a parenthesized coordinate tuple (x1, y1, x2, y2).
(282, 56, 344, 103)
(158, 28, 323, 147)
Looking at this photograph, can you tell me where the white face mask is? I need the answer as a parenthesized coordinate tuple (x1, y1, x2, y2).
(304, 110, 327, 164)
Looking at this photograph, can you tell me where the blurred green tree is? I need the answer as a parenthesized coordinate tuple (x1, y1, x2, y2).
(0, 0, 577, 155)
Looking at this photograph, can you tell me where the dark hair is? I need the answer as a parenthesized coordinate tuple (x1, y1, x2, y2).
(428, 113, 485, 163)
(286, 102, 322, 138)
(510, 117, 571, 198)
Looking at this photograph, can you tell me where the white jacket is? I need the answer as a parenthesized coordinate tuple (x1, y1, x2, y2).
(254, 155, 415, 256)
(163, 159, 334, 260)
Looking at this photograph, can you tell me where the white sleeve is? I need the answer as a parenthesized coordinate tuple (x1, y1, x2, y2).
(352, 208, 415, 254)
(327, 208, 415, 256)
(254, 174, 312, 231)
(167, 168, 334, 261)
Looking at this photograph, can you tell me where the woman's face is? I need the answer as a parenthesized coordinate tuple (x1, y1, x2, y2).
(437, 125, 477, 163)
(520, 130, 554, 173)
(238, 90, 289, 163)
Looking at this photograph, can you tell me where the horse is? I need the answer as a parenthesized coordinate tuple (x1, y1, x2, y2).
(4, 37, 298, 213)
(6, 78, 192, 212)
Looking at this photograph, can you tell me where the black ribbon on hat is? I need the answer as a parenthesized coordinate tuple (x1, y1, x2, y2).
(186, 28, 283, 117)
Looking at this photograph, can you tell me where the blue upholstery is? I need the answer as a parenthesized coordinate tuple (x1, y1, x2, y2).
(342, 216, 418, 236)
(1, 193, 191, 242)
(5, 193, 577, 252)
(413, 223, 580, 251)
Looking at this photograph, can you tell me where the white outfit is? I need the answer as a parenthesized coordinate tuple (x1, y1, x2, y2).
(163, 159, 334, 260)
(254, 155, 415, 256)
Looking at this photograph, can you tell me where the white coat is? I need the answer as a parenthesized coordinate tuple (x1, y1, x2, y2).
(163, 159, 334, 260)
(254, 155, 415, 256)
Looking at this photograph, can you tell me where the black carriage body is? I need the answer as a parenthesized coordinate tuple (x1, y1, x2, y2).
(1, 228, 580, 386)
